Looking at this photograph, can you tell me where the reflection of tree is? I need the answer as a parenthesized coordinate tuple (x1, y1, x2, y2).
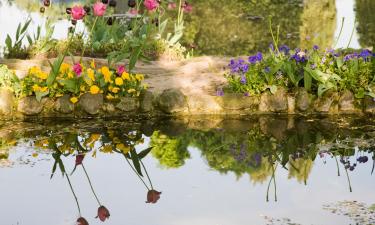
(355, 0, 375, 48)
(183, 0, 303, 55)
(300, 0, 336, 49)
(288, 158, 314, 184)
(150, 131, 190, 168)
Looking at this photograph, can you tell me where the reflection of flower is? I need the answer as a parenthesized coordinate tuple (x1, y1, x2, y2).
(96, 205, 110, 222)
(146, 190, 161, 204)
(75, 154, 85, 166)
(77, 217, 89, 225)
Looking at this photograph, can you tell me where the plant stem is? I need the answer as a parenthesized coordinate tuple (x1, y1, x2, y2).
(80, 17, 99, 62)
(82, 164, 102, 206)
(140, 159, 153, 190)
(123, 154, 150, 190)
(334, 156, 341, 176)
(346, 18, 356, 49)
(333, 17, 345, 49)
(268, 17, 280, 56)
(344, 166, 352, 192)
(66, 174, 81, 216)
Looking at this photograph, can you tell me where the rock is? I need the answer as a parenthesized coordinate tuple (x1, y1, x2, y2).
(339, 90, 358, 112)
(116, 97, 139, 112)
(314, 91, 339, 113)
(103, 102, 116, 113)
(296, 88, 312, 111)
(140, 90, 155, 112)
(287, 95, 295, 113)
(78, 93, 103, 115)
(157, 88, 188, 113)
(0, 88, 15, 115)
(54, 95, 74, 114)
(215, 93, 258, 110)
(364, 96, 375, 114)
(17, 96, 44, 115)
(259, 88, 288, 112)
(188, 94, 222, 113)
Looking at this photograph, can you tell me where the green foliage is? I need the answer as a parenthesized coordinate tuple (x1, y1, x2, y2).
(0, 65, 21, 97)
(356, 0, 375, 48)
(4, 18, 32, 59)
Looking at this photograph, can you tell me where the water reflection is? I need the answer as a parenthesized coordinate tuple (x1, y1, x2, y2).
(0, 116, 374, 224)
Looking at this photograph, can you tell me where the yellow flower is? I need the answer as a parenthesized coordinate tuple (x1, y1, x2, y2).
(115, 77, 124, 86)
(70, 97, 78, 104)
(101, 66, 112, 83)
(143, 84, 148, 89)
(127, 88, 136, 93)
(116, 143, 130, 154)
(38, 71, 48, 80)
(87, 68, 95, 81)
(59, 63, 70, 74)
(32, 84, 41, 92)
(29, 66, 41, 75)
(40, 86, 48, 92)
(135, 74, 144, 81)
(80, 85, 86, 92)
(111, 87, 120, 93)
(68, 71, 74, 78)
(121, 72, 130, 81)
(101, 145, 113, 153)
(90, 59, 96, 69)
(106, 94, 115, 100)
(90, 85, 100, 94)
(56, 93, 63, 97)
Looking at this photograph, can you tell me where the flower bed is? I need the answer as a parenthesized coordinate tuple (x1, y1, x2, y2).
(224, 46, 375, 99)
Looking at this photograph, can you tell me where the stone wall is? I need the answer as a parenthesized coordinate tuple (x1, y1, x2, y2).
(1, 87, 374, 120)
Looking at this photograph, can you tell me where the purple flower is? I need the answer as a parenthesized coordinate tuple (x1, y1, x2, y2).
(244, 92, 249, 97)
(359, 49, 372, 61)
(228, 58, 248, 73)
(310, 63, 317, 69)
(248, 52, 263, 64)
(269, 43, 274, 52)
(291, 49, 307, 63)
(264, 66, 271, 73)
(216, 88, 224, 96)
(240, 75, 247, 84)
(279, 45, 290, 55)
(313, 45, 319, 51)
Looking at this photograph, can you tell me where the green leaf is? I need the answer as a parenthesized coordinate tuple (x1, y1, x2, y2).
(5, 35, 12, 50)
(16, 23, 21, 41)
(35, 90, 49, 102)
(59, 79, 77, 93)
(130, 149, 143, 176)
(304, 70, 312, 91)
(138, 147, 153, 159)
(47, 54, 65, 86)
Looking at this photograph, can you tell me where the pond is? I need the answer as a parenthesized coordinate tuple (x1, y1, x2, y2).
(0, 116, 374, 225)
(0, 0, 374, 56)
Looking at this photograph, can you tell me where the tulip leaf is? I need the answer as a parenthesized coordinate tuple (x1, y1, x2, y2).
(138, 147, 153, 159)
(35, 90, 49, 102)
(130, 149, 143, 176)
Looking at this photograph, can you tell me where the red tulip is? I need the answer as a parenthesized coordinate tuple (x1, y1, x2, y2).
(76, 217, 89, 225)
(146, 190, 161, 204)
(75, 154, 85, 166)
(96, 205, 110, 222)
(93, 2, 107, 16)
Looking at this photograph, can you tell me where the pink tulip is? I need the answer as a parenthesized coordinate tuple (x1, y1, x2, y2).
(144, 0, 159, 11)
(93, 2, 107, 16)
(73, 63, 83, 76)
(182, 2, 192, 13)
(129, 8, 138, 15)
(167, 2, 176, 10)
(71, 5, 86, 20)
(117, 65, 126, 75)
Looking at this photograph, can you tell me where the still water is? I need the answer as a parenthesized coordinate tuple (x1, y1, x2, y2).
(0, 116, 374, 225)
(0, 0, 374, 55)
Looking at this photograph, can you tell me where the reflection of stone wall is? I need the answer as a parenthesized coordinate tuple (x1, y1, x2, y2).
(355, 0, 375, 48)
(300, 0, 336, 49)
